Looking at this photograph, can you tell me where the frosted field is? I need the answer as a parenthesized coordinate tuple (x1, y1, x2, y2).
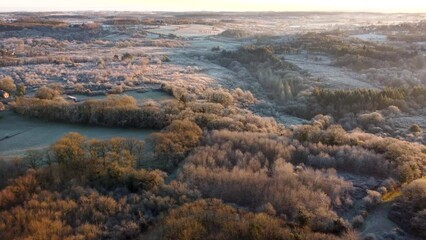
(0, 91, 173, 158)
(73, 90, 174, 102)
(284, 54, 377, 89)
(0, 110, 155, 158)
(149, 24, 224, 37)
(350, 33, 388, 42)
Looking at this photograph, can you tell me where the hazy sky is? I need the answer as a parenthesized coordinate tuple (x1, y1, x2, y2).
(1, 0, 426, 13)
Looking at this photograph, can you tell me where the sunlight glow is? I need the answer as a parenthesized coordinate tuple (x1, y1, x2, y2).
(1, 0, 425, 12)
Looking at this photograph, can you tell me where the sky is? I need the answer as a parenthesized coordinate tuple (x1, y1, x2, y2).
(1, 0, 426, 13)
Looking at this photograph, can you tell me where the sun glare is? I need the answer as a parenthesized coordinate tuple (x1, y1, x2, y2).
(1, 0, 426, 12)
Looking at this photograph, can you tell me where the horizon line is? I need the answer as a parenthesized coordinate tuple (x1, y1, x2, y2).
(1, 10, 426, 14)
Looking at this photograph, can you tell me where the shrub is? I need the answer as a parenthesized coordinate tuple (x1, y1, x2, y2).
(207, 89, 234, 107)
(122, 53, 133, 62)
(0, 76, 16, 92)
(363, 190, 382, 210)
(34, 86, 61, 100)
(15, 84, 26, 96)
(400, 179, 426, 211)
(386, 105, 401, 116)
(220, 29, 250, 38)
(152, 120, 202, 167)
(409, 124, 422, 133)
(358, 112, 384, 127)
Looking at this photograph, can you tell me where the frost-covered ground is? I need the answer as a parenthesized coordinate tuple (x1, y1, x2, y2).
(350, 33, 388, 43)
(337, 173, 418, 240)
(360, 203, 416, 240)
(0, 110, 155, 158)
(284, 54, 378, 89)
(1, 14, 423, 150)
(72, 90, 173, 103)
(148, 24, 224, 37)
(1, 12, 425, 239)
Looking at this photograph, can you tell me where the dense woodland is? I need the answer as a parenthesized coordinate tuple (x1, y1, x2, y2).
(215, 45, 309, 101)
(288, 33, 421, 72)
(0, 134, 200, 239)
(2, 83, 426, 239)
(212, 45, 425, 143)
(288, 86, 426, 119)
(13, 94, 170, 129)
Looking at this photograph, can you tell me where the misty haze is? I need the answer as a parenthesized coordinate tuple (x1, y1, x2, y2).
(0, 1, 425, 240)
